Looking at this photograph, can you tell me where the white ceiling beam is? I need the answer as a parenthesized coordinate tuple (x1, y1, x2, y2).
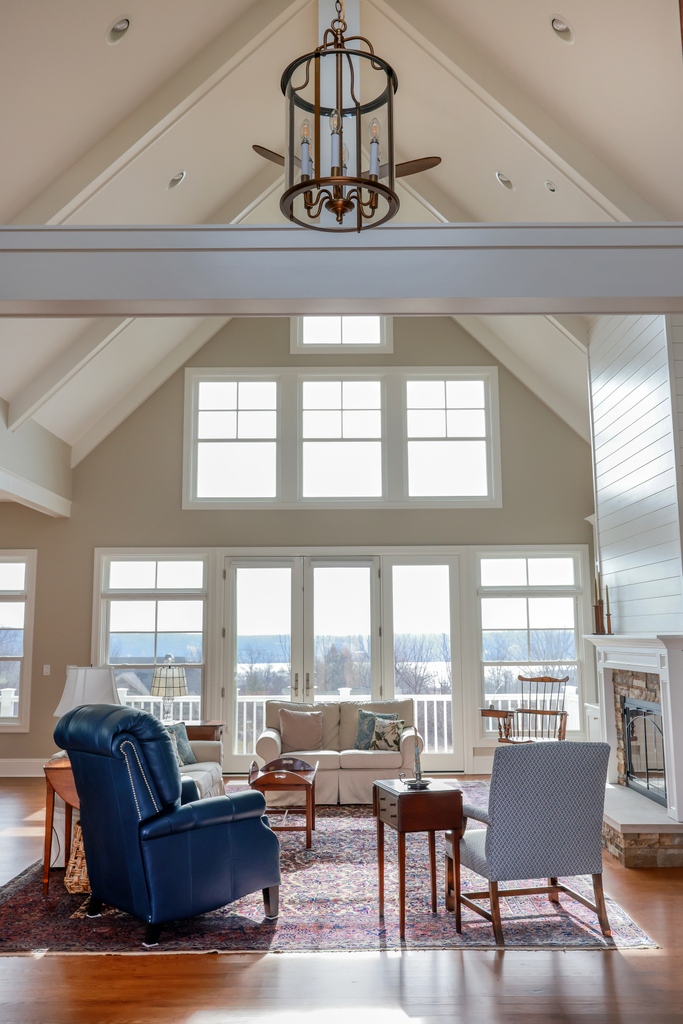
(70, 317, 230, 467)
(0, 401, 71, 516)
(369, 0, 662, 224)
(2, 224, 683, 316)
(7, 318, 133, 431)
(12, 0, 312, 226)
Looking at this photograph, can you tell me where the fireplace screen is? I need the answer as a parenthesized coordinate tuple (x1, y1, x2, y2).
(623, 698, 666, 806)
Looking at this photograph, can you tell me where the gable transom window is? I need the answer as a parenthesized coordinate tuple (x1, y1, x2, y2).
(184, 367, 501, 510)
(291, 315, 392, 353)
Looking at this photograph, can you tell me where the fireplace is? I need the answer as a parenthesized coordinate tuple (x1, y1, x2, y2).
(622, 697, 666, 806)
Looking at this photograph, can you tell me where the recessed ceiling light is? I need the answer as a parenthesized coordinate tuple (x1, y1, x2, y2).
(550, 16, 574, 42)
(495, 171, 514, 190)
(107, 17, 130, 43)
(544, 180, 557, 193)
(168, 171, 187, 189)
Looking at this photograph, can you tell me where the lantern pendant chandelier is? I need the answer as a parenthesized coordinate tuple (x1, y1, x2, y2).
(279, 0, 399, 232)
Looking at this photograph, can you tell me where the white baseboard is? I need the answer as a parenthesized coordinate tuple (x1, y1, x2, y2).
(0, 758, 46, 777)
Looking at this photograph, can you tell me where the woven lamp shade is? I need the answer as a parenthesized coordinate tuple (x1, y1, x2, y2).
(150, 664, 188, 698)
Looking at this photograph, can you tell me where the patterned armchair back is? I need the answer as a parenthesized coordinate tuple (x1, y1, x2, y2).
(485, 742, 610, 880)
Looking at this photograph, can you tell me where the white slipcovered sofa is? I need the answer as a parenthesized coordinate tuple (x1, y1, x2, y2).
(255, 698, 423, 804)
(179, 738, 225, 799)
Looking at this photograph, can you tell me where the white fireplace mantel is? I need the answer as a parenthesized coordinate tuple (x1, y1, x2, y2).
(584, 634, 683, 823)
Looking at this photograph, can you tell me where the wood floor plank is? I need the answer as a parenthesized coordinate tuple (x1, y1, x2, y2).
(2, 777, 683, 1023)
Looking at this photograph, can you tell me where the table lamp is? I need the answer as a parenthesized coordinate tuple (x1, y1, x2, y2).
(54, 665, 120, 718)
(150, 657, 187, 721)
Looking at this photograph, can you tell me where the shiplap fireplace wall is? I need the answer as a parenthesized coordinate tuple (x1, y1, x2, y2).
(587, 314, 683, 826)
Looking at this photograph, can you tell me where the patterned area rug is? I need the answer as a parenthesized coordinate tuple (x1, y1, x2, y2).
(0, 782, 655, 954)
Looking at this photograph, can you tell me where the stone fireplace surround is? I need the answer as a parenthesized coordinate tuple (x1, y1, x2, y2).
(587, 636, 683, 867)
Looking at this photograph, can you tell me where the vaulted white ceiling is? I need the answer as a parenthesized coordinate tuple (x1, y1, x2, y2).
(2, 0, 682, 513)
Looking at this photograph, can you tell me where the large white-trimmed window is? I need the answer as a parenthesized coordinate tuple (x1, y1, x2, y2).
(0, 551, 36, 733)
(291, 315, 393, 354)
(477, 551, 586, 735)
(96, 553, 208, 723)
(184, 366, 500, 509)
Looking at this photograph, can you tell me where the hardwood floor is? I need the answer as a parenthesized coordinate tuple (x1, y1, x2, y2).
(2, 777, 683, 1024)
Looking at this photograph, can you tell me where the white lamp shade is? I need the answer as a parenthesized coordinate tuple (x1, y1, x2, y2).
(54, 666, 120, 718)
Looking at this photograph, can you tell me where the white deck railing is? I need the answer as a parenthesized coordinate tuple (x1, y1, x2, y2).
(117, 686, 579, 754)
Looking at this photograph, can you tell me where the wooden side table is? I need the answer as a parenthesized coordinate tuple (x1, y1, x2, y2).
(185, 720, 223, 742)
(43, 755, 80, 895)
(249, 757, 318, 849)
(373, 778, 463, 940)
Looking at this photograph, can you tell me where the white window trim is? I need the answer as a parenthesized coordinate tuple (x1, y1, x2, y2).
(183, 366, 502, 511)
(290, 315, 393, 354)
(93, 549, 215, 719)
(473, 545, 594, 746)
(0, 549, 36, 733)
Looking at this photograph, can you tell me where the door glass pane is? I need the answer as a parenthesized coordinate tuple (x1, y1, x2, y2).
(392, 564, 452, 754)
(234, 567, 292, 754)
(313, 567, 371, 700)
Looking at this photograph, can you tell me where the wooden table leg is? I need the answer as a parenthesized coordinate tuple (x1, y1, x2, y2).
(64, 802, 73, 867)
(398, 831, 406, 940)
(454, 839, 462, 934)
(305, 785, 313, 849)
(42, 778, 55, 895)
(377, 814, 385, 918)
(311, 779, 316, 832)
(428, 829, 437, 913)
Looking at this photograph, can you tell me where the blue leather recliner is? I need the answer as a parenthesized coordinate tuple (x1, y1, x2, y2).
(54, 704, 280, 946)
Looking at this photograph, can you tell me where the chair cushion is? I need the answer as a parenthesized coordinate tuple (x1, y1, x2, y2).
(279, 708, 323, 753)
(354, 708, 398, 750)
(339, 749, 403, 769)
(166, 722, 197, 765)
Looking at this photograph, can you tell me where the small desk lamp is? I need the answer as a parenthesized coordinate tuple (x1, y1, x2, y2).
(150, 656, 187, 722)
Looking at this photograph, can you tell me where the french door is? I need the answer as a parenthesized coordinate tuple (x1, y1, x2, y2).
(222, 552, 462, 772)
(223, 556, 380, 770)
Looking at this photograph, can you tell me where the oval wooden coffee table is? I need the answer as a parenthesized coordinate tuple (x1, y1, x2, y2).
(249, 757, 319, 849)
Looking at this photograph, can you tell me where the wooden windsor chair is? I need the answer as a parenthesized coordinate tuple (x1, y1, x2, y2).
(501, 674, 570, 743)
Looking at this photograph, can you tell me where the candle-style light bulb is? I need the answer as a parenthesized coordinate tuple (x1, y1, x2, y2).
(300, 119, 312, 178)
(330, 108, 341, 171)
(369, 117, 380, 177)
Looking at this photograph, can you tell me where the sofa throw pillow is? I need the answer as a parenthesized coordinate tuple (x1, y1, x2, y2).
(354, 708, 399, 750)
(370, 716, 405, 751)
(166, 722, 197, 766)
(279, 708, 324, 753)
(166, 728, 182, 766)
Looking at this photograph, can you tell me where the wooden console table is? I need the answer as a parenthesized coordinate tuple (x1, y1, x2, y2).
(42, 755, 80, 895)
(373, 778, 463, 940)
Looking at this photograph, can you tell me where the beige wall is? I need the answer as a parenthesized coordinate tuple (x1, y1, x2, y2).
(0, 316, 594, 759)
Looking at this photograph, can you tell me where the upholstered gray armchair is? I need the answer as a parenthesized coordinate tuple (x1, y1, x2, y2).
(445, 741, 611, 945)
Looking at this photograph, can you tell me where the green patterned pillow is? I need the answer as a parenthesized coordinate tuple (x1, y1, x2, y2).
(354, 709, 399, 750)
(166, 722, 197, 766)
(370, 717, 405, 751)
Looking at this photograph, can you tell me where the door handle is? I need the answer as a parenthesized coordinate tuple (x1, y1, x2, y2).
(305, 672, 310, 697)
(294, 672, 299, 697)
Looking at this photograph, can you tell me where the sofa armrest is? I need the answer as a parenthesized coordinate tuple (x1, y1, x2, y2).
(462, 802, 491, 826)
(256, 727, 282, 764)
(140, 790, 267, 840)
(399, 726, 423, 769)
(189, 739, 222, 764)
